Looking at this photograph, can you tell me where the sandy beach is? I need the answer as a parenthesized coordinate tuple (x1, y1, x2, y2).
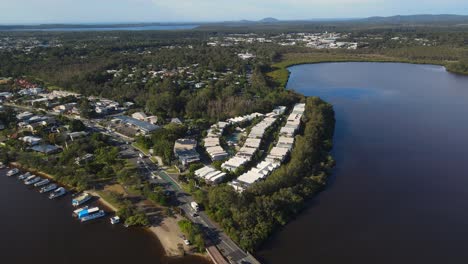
(92, 186, 198, 258)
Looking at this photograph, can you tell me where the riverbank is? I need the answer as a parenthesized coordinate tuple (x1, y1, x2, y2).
(267, 52, 467, 89)
(94, 186, 206, 259)
(9, 162, 77, 190)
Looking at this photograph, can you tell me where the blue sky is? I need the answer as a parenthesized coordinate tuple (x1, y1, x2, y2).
(1, 0, 468, 24)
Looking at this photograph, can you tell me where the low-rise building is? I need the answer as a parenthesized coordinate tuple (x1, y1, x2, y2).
(132, 112, 158, 125)
(30, 144, 61, 154)
(205, 146, 229, 161)
(174, 138, 200, 166)
(194, 166, 227, 184)
(229, 103, 306, 192)
(221, 156, 248, 172)
(112, 116, 159, 135)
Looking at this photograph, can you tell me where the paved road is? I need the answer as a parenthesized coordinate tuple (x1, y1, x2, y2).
(134, 155, 259, 264)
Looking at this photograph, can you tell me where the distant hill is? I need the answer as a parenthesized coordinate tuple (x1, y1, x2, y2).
(234, 18, 280, 24)
(258, 17, 280, 23)
(359, 14, 468, 24)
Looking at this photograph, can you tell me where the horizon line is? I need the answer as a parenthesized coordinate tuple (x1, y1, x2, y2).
(1, 13, 467, 26)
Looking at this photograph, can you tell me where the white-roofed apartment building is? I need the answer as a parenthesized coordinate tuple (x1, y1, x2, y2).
(230, 103, 306, 192)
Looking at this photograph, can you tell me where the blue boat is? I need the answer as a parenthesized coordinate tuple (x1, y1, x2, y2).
(73, 206, 88, 217)
(78, 207, 99, 219)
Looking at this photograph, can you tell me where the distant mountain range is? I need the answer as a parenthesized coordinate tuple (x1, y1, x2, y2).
(236, 17, 280, 23)
(234, 14, 468, 25)
(359, 14, 468, 24)
(2, 14, 468, 30)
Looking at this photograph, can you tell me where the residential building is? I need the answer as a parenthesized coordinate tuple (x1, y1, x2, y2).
(174, 138, 200, 166)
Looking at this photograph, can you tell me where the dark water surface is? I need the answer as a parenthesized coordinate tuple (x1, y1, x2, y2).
(0, 169, 209, 264)
(258, 62, 468, 264)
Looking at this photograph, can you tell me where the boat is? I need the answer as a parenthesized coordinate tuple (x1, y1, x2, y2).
(6, 168, 19, 177)
(18, 172, 31, 180)
(23, 175, 36, 183)
(110, 216, 120, 224)
(34, 178, 50, 187)
(49, 187, 66, 199)
(81, 210, 105, 222)
(40, 183, 57, 193)
(72, 192, 92, 207)
(25, 177, 41, 185)
(77, 207, 100, 219)
(73, 206, 89, 217)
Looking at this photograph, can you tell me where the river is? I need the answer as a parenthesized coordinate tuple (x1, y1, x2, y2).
(0, 169, 209, 264)
(257, 62, 468, 264)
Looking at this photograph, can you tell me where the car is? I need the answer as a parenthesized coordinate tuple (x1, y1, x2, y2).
(191, 212, 199, 217)
(183, 239, 191, 245)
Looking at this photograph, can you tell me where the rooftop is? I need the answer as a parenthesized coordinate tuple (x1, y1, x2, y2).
(113, 116, 159, 133)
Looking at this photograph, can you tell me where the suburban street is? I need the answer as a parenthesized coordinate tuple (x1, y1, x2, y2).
(139, 154, 259, 264)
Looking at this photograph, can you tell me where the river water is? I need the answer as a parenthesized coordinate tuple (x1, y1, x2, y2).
(0, 169, 209, 264)
(257, 62, 468, 264)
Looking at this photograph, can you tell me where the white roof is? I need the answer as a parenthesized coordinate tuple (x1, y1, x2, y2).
(237, 170, 264, 184)
(208, 172, 227, 183)
(222, 156, 249, 171)
(195, 166, 215, 177)
(280, 127, 296, 136)
(204, 137, 221, 147)
(205, 146, 226, 155)
(244, 138, 261, 148)
(287, 113, 302, 122)
(269, 147, 289, 157)
(238, 146, 257, 157)
(278, 136, 294, 144)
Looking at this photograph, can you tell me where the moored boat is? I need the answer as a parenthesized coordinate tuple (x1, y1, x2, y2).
(18, 172, 31, 180)
(23, 175, 36, 183)
(49, 187, 66, 199)
(34, 178, 50, 187)
(40, 183, 57, 193)
(81, 210, 105, 222)
(25, 177, 41, 185)
(77, 207, 100, 219)
(6, 168, 19, 177)
(73, 206, 89, 217)
(110, 216, 120, 224)
(72, 192, 92, 207)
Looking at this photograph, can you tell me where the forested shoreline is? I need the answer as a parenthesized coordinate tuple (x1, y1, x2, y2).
(192, 97, 336, 251)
